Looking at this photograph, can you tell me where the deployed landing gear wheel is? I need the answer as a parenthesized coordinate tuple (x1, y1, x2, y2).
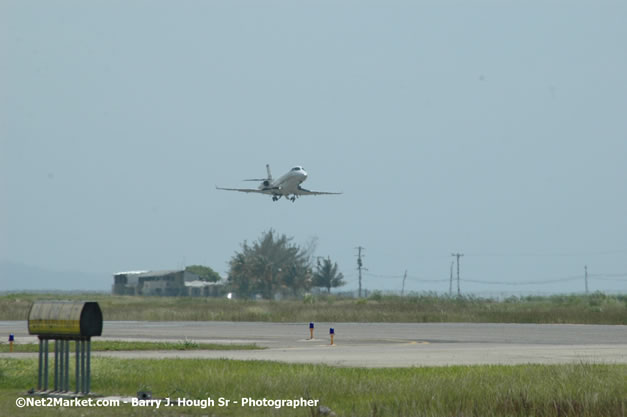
(272, 195, 279, 202)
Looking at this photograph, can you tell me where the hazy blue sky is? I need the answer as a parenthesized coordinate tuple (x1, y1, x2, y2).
(2, 1, 626, 294)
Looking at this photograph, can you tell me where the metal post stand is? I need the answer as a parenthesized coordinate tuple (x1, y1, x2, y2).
(64, 340, 70, 392)
(28, 301, 103, 396)
(81, 339, 86, 394)
(56, 340, 61, 392)
(43, 339, 49, 391)
(75, 340, 80, 394)
(37, 338, 44, 390)
(86, 339, 91, 393)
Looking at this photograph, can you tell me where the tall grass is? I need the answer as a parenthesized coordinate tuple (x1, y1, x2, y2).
(1, 292, 625, 324)
(0, 358, 625, 416)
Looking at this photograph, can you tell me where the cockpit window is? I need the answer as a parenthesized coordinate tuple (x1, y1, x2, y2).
(291, 166, 302, 171)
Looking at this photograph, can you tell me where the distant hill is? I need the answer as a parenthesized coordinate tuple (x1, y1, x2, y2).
(0, 261, 110, 292)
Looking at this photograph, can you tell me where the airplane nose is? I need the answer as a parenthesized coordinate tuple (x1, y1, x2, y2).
(302, 170, 308, 178)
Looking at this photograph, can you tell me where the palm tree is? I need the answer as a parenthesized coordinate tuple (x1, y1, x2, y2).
(313, 257, 345, 293)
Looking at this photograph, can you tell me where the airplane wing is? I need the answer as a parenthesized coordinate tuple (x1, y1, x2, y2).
(215, 186, 278, 194)
(295, 186, 342, 196)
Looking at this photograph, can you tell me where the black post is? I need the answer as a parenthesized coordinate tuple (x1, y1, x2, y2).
(43, 339, 49, 391)
(75, 340, 80, 394)
(53, 339, 59, 391)
(81, 339, 86, 394)
(37, 338, 43, 391)
(86, 338, 91, 393)
(58, 340, 64, 392)
(64, 340, 70, 392)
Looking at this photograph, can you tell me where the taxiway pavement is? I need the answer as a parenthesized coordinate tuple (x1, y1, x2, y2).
(1, 321, 625, 367)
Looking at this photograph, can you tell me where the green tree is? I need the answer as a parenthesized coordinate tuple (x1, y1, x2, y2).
(227, 230, 312, 299)
(312, 257, 345, 293)
(185, 265, 221, 282)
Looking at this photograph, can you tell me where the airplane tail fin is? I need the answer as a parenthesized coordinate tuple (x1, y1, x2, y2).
(266, 164, 272, 181)
(244, 164, 273, 183)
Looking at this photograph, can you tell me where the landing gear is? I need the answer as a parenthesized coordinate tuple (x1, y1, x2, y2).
(271, 194, 296, 202)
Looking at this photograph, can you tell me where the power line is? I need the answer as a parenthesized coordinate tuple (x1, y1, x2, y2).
(359, 268, 627, 285)
(464, 249, 627, 257)
(592, 277, 627, 282)
(404, 276, 450, 283)
(363, 272, 447, 283)
(363, 272, 404, 279)
(589, 273, 627, 278)
(462, 276, 581, 285)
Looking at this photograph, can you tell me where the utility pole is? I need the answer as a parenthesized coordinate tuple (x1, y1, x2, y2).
(451, 253, 463, 297)
(401, 270, 407, 297)
(356, 246, 365, 298)
(449, 261, 454, 296)
(585, 265, 589, 294)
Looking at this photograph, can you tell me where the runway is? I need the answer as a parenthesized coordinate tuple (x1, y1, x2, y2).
(2, 321, 626, 367)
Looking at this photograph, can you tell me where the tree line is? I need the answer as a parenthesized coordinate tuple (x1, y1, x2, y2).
(226, 229, 345, 299)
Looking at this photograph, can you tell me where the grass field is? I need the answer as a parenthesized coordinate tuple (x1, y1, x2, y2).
(1, 292, 625, 324)
(0, 358, 624, 417)
(0, 340, 262, 353)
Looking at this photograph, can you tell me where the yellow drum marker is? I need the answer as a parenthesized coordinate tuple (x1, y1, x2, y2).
(9, 333, 14, 352)
(329, 328, 335, 346)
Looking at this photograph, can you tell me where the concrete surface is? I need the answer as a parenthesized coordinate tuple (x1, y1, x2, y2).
(1, 321, 625, 367)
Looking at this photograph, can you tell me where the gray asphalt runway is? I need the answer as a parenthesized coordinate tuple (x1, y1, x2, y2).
(2, 321, 625, 367)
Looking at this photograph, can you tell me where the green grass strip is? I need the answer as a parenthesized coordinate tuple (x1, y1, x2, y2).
(0, 358, 625, 417)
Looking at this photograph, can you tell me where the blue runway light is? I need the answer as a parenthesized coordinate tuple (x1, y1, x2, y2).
(8, 334, 14, 342)
(309, 322, 314, 329)
(329, 328, 334, 334)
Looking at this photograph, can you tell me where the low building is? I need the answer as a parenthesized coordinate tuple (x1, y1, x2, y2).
(113, 270, 226, 297)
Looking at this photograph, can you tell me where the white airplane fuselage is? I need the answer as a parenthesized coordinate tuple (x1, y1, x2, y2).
(263, 167, 308, 195)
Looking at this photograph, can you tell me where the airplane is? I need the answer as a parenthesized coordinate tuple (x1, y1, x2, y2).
(216, 164, 342, 202)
